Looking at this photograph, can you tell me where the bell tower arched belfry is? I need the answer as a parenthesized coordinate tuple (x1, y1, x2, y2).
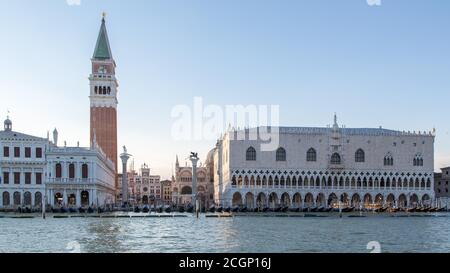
(89, 15, 118, 185)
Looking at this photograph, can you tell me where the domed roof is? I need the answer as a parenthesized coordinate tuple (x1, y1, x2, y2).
(4, 117, 12, 131)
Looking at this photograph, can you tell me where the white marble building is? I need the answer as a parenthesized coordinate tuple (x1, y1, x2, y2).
(45, 130, 116, 208)
(214, 115, 436, 209)
(0, 117, 48, 211)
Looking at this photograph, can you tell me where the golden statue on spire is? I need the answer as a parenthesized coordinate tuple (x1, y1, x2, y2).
(102, 12, 107, 20)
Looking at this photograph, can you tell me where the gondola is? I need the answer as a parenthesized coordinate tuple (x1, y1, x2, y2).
(239, 206, 248, 213)
(69, 208, 78, 213)
(178, 206, 185, 213)
(208, 206, 216, 213)
(97, 207, 104, 214)
(310, 207, 318, 212)
(143, 206, 150, 213)
(289, 207, 300, 213)
(134, 206, 141, 213)
(343, 207, 355, 213)
(324, 207, 333, 213)
(78, 207, 86, 213)
(317, 206, 325, 212)
(87, 207, 94, 214)
(407, 207, 416, 213)
(281, 206, 289, 213)
(224, 207, 231, 213)
(156, 206, 163, 213)
(438, 207, 447, 212)
(165, 206, 172, 213)
(231, 206, 240, 213)
(186, 205, 194, 213)
(262, 207, 270, 213)
(216, 206, 223, 213)
(60, 207, 68, 213)
(302, 207, 309, 212)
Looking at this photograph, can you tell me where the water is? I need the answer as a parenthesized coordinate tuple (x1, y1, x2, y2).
(1, 213, 450, 253)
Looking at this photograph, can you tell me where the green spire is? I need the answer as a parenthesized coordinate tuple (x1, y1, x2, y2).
(93, 16, 112, 60)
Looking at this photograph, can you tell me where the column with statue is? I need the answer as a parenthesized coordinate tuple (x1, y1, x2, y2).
(189, 152, 199, 215)
(120, 146, 132, 207)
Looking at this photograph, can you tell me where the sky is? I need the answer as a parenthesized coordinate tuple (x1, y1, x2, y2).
(0, 0, 449, 179)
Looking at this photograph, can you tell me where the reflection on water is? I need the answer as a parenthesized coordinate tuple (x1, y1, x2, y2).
(1, 214, 450, 253)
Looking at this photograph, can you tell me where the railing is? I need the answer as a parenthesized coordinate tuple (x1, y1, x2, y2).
(231, 184, 431, 191)
(47, 178, 95, 184)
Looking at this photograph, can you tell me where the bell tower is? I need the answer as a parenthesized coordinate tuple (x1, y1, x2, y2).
(89, 14, 118, 184)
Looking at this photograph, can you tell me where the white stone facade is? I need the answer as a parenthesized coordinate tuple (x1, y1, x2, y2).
(0, 118, 48, 210)
(214, 117, 436, 209)
(46, 140, 116, 208)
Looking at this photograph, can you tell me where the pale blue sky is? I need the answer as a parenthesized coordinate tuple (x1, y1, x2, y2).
(0, 0, 449, 178)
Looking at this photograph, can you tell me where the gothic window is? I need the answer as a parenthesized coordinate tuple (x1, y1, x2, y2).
(276, 147, 286, 162)
(2, 192, 10, 206)
(107, 87, 111, 95)
(331, 153, 341, 165)
(94, 86, 98, 94)
(413, 154, 423, 167)
(246, 147, 256, 161)
(355, 149, 365, 163)
(384, 153, 394, 166)
(307, 148, 317, 162)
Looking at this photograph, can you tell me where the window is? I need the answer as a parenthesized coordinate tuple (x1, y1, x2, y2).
(82, 164, 89, 179)
(36, 148, 42, 158)
(3, 146, 9, 157)
(355, 149, 365, 163)
(14, 147, 20, 157)
(413, 154, 423, 167)
(25, 172, 31, 184)
(25, 147, 31, 158)
(246, 147, 256, 161)
(69, 164, 75, 179)
(55, 163, 62, 178)
(3, 172, 9, 184)
(331, 153, 341, 165)
(307, 148, 317, 162)
(14, 172, 20, 184)
(36, 173, 42, 185)
(276, 147, 286, 162)
(384, 154, 394, 166)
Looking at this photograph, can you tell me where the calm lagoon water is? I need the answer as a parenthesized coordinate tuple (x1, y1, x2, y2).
(1, 213, 449, 253)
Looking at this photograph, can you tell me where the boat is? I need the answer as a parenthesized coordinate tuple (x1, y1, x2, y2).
(262, 207, 270, 213)
(178, 206, 185, 213)
(239, 206, 248, 213)
(216, 206, 223, 213)
(78, 207, 85, 213)
(310, 207, 318, 212)
(97, 207, 104, 214)
(438, 207, 447, 212)
(343, 207, 355, 213)
(142, 206, 150, 213)
(186, 205, 194, 213)
(87, 207, 94, 214)
(156, 206, 163, 213)
(317, 206, 325, 212)
(302, 207, 309, 212)
(69, 208, 78, 213)
(224, 207, 231, 213)
(165, 206, 172, 213)
(274, 207, 282, 213)
(208, 206, 216, 213)
(289, 207, 300, 213)
(325, 207, 333, 213)
(375, 207, 388, 213)
(407, 207, 416, 213)
(281, 206, 289, 213)
(231, 206, 240, 213)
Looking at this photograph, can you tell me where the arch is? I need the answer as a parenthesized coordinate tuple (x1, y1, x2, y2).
(268, 176, 273, 187)
(268, 192, 279, 208)
(292, 193, 302, 208)
(54, 192, 63, 206)
(280, 193, 290, 206)
(55, 163, 62, 178)
(34, 192, 42, 207)
(363, 193, 373, 208)
(304, 193, 314, 207)
(316, 193, 326, 207)
(68, 194, 76, 206)
(181, 186, 192, 195)
(142, 195, 149, 205)
(256, 176, 261, 187)
(355, 149, 365, 162)
(422, 194, 431, 205)
(13, 192, 21, 206)
(2, 192, 10, 206)
(276, 147, 286, 162)
(307, 148, 317, 162)
(231, 176, 237, 186)
(340, 193, 349, 205)
(237, 176, 243, 187)
(410, 194, 419, 207)
(351, 193, 361, 207)
(331, 153, 341, 165)
(246, 147, 256, 161)
(244, 176, 249, 188)
(421, 178, 425, 189)
(80, 191, 89, 207)
(398, 194, 407, 208)
(374, 194, 384, 206)
(382, 194, 393, 208)
(328, 193, 339, 207)
(292, 176, 297, 187)
(24, 192, 32, 206)
(315, 177, 320, 187)
(262, 176, 267, 187)
(256, 193, 267, 208)
(244, 192, 254, 208)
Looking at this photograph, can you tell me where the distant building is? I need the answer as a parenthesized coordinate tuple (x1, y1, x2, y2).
(172, 156, 211, 207)
(133, 164, 161, 205)
(160, 180, 172, 205)
(0, 117, 48, 211)
(434, 167, 450, 198)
